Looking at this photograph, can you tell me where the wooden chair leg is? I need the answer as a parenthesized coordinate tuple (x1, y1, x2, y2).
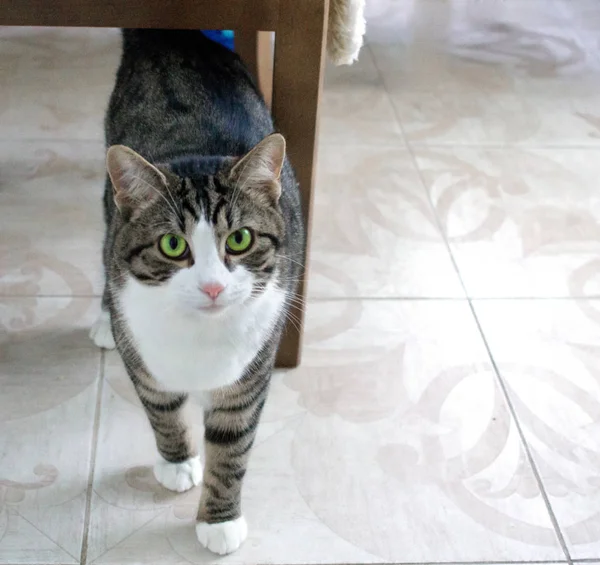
(235, 30, 273, 108)
(272, 0, 329, 368)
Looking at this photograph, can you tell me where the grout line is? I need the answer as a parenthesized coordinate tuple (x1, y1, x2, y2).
(370, 42, 468, 299)
(317, 136, 600, 151)
(466, 296, 600, 300)
(0, 561, 577, 565)
(5, 294, 600, 301)
(414, 136, 575, 564)
(5, 295, 600, 302)
(309, 296, 600, 302)
(0, 294, 102, 298)
(249, 562, 571, 565)
(403, 128, 574, 563)
(310, 296, 467, 301)
(406, 143, 600, 150)
(89, 512, 166, 563)
(0, 138, 104, 144)
(373, 49, 573, 564)
(7, 137, 600, 151)
(466, 299, 573, 564)
(79, 349, 106, 565)
(13, 510, 80, 562)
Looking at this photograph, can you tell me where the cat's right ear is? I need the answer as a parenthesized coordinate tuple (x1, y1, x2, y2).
(106, 145, 167, 219)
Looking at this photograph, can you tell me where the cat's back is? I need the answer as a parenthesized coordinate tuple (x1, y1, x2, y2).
(106, 30, 272, 159)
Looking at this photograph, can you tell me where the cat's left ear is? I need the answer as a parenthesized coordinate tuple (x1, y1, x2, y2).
(106, 145, 168, 219)
(230, 133, 286, 203)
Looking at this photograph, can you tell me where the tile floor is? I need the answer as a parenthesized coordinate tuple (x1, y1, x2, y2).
(2, 0, 600, 563)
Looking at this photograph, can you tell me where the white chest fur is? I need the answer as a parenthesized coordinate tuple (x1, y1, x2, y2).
(119, 277, 285, 392)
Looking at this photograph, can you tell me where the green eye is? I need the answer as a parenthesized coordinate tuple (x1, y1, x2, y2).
(159, 234, 188, 259)
(226, 228, 253, 254)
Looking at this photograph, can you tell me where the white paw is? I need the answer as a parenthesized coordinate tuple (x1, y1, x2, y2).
(90, 311, 116, 349)
(196, 516, 248, 555)
(153, 456, 202, 493)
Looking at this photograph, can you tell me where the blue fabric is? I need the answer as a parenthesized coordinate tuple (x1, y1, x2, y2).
(201, 30, 234, 51)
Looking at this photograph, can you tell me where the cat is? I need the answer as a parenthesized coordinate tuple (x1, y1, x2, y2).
(89, 29, 304, 555)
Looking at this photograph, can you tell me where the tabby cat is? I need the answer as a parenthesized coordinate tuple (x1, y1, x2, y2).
(90, 29, 304, 555)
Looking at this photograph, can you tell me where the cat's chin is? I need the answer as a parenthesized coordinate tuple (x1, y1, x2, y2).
(196, 304, 227, 316)
(195, 293, 255, 316)
(190, 300, 246, 317)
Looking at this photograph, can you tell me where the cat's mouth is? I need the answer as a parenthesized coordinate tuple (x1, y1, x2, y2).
(196, 303, 226, 315)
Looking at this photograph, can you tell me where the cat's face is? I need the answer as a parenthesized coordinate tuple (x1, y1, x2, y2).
(107, 134, 287, 317)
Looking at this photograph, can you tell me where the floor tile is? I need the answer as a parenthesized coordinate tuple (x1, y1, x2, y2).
(87, 299, 564, 563)
(474, 298, 600, 559)
(2, 12, 599, 565)
(319, 47, 404, 146)
(310, 144, 464, 298)
(0, 26, 121, 70)
(0, 297, 101, 564)
(366, 0, 578, 45)
(560, 0, 600, 33)
(413, 146, 600, 298)
(87, 352, 380, 565)
(0, 27, 117, 143)
(369, 2, 600, 147)
(0, 140, 106, 297)
(0, 63, 115, 141)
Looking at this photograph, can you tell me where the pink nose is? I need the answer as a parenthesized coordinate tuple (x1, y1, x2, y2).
(201, 282, 225, 300)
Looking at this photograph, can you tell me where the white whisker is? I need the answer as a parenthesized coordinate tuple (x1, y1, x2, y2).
(275, 254, 305, 269)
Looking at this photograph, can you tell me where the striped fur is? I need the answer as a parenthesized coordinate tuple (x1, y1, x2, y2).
(95, 30, 304, 554)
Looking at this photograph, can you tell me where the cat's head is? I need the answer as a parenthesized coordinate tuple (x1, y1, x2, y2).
(106, 134, 287, 316)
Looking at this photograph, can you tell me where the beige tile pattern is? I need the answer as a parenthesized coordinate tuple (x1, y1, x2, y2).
(310, 144, 463, 298)
(0, 27, 120, 141)
(474, 298, 600, 560)
(414, 147, 600, 298)
(319, 49, 405, 146)
(0, 297, 100, 563)
(87, 300, 563, 564)
(369, 0, 600, 147)
(0, 141, 106, 298)
(2, 0, 600, 562)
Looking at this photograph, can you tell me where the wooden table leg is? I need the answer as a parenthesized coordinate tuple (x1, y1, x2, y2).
(272, 0, 329, 368)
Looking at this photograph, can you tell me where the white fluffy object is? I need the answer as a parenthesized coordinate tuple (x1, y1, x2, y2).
(327, 0, 366, 65)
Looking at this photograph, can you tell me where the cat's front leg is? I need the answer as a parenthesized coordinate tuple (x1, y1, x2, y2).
(90, 177, 118, 351)
(127, 366, 202, 493)
(90, 309, 116, 350)
(196, 368, 271, 555)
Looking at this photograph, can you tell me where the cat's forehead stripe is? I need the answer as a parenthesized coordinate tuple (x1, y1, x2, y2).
(189, 177, 212, 222)
(168, 155, 230, 177)
(212, 176, 229, 195)
(180, 178, 200, 222)
(211, 198, 228, 228)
